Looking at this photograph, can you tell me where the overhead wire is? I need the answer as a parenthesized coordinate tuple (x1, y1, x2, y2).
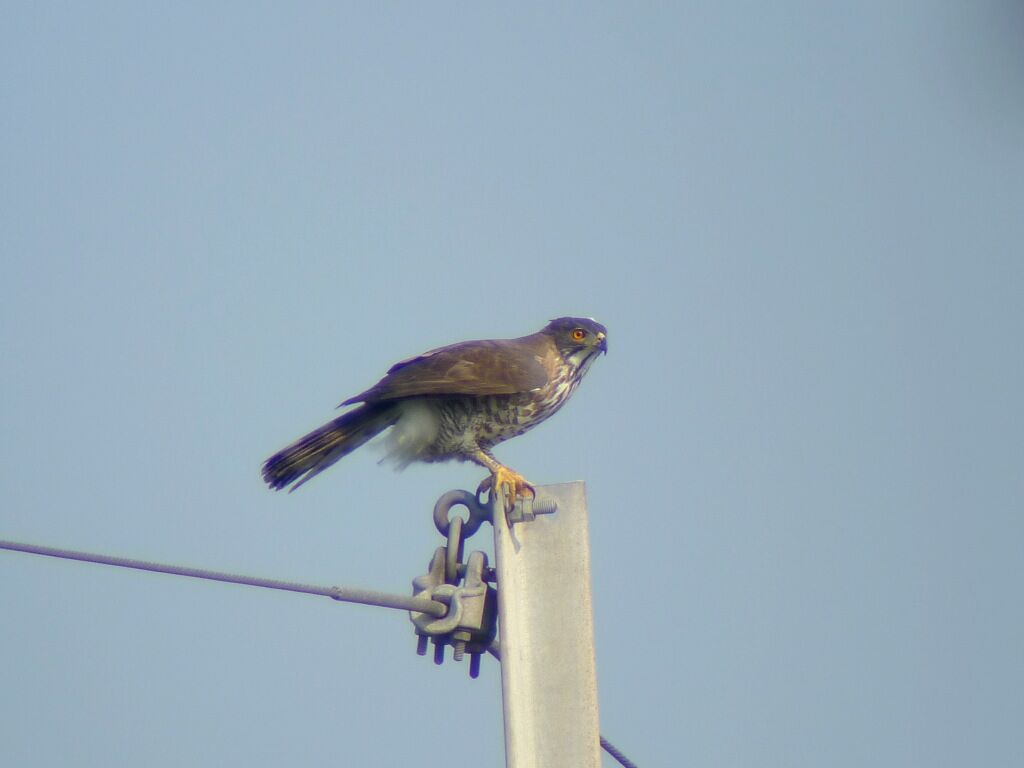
(3, 537, 638, 767)
(0, 539, 446, 616)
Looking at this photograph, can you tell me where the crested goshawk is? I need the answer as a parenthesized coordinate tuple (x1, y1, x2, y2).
(262, 317, 607, 506)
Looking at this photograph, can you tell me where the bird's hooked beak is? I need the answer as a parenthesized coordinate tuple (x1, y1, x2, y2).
(596, 331, 608, 354)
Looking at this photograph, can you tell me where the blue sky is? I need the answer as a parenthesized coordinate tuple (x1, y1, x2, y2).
(2, 3, 1022, 766)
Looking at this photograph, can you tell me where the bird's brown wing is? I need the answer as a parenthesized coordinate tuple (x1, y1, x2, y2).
(340, 337, 549, 405)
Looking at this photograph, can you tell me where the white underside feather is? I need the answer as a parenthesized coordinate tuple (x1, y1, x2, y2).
(373, 400, 441, 469)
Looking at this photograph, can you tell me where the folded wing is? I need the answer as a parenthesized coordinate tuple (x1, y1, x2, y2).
(340, 336, 549, 405)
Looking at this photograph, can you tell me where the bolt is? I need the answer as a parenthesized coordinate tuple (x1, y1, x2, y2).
(416, 635, 428, 656)
(451, 630, 471, 662)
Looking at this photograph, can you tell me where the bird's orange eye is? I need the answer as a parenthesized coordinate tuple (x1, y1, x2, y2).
(571, 328, 586, 341)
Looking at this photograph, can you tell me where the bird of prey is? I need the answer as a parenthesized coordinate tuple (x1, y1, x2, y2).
(262, 317, 607, 507)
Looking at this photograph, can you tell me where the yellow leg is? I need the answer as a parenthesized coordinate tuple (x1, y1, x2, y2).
(473, 451, 536, 511)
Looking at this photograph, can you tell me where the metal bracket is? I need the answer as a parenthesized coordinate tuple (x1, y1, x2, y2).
(410, 486, 557, 677)
(410, 548, 496, 675)
(433, 489, 490, 538)
(503, 491, 559, 525)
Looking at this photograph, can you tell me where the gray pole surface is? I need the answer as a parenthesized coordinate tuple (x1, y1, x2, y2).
(493, 481, 601, 768)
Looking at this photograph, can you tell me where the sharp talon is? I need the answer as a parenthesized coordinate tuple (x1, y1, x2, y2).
(478, 467, 535, 517)
(477, 475, 493, 498)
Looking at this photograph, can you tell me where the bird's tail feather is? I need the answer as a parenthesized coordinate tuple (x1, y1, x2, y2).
(262, 403, 398, 491)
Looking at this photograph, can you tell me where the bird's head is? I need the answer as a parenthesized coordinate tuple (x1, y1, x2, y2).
(543, 317, 608, 368)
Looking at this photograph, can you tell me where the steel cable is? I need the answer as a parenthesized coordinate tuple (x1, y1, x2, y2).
(600, 736, 640, 768)
(0, 539, 447, 616)
(4, 538, 637, 765)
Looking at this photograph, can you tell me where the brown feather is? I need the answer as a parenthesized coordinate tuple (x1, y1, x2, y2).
(340, 335, 551, 405)
(262, 403, 398, 491)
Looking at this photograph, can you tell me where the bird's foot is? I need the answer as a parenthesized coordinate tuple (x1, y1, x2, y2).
(477, 466, 536, 518)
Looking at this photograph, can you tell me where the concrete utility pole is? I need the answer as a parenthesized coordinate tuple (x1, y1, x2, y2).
(493, 482, 601, 768)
